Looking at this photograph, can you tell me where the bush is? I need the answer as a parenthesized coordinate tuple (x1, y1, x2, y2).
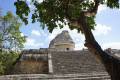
(0, 51, 19, 75)
(0, 61, 5, 74)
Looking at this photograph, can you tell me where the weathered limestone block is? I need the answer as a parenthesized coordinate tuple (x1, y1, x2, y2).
(12, 60, 48, 74)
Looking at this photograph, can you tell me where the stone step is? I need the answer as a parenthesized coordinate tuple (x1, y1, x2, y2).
(0, 73, 110, 80)
(0, 76, 110, 80)
(51, 51, 106, 74)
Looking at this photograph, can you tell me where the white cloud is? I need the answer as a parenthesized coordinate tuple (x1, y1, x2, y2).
(93, 24, 111, 36)
(31, 30, 41, 36)
(102, 42, 120, 49)
(24, 38, 35, 46)
(27, 0, 43, 3)
(23, 29, 47, 49)
(24, 38, 43, 49)
(98, 5, 107, 13)
(37, 0, 43, 3)
(75, 43, 86, 50)
(48, 28, 61, 41)
(20, 33, 24, 37)
(27, 0, 31, 2)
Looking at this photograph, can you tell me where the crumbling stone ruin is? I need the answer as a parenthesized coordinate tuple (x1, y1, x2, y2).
(8, 30, 120, 79)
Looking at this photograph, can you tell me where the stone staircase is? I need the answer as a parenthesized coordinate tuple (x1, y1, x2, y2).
(2, 50, 111, 80)
(51, 51, 106, 74)
(0, 72, 110, 80)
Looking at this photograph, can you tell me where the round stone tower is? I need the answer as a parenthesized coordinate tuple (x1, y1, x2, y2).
(49, 30, 75, 51)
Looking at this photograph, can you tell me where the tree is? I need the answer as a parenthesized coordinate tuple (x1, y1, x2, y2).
(0, 61, 5, 74)
(0, 11, 26, 52)
(14, 0, 120, 80)
(0, 11, 25, 75)
(0, 51, 19, 75)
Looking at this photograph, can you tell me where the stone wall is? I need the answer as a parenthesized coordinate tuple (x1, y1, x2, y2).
(11, 49, 112, 74)
(12, 49, 49, 74)
(51, 50, 106, 74)
(54, 44, 75, 51)
(12, 60, 48, 74)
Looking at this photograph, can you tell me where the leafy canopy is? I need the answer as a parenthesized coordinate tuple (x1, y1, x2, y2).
(14, 0, 119, 33)
(0, 11, 24, 75)
(0, 51, 19, 75)
(0, 12, 26, 51)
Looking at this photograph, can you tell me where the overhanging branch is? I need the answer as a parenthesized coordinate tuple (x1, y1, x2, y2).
(83, 0, 100, 16)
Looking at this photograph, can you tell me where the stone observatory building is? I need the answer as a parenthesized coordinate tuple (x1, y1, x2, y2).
(49, 30, 75, 51)
(10, 30, 115, 80)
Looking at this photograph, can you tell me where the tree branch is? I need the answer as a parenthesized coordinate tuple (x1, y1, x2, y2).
(83, 0, 100, 16)
(78, 12, 120, 80)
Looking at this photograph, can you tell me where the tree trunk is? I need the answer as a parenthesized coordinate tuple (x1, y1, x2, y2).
(78, 13, 120, 80)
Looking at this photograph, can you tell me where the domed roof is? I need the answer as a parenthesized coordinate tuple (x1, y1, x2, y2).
(49, 30, 75, 48)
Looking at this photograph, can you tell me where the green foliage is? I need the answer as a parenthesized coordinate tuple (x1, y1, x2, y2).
(0, 12, 25, 75)
(106, 0, 119, 8)
(0, 12, 26, 51)
(0, 61, 5, 74)
(14, 1, 30, 24)
(86, 16, 96, 30)
(0, 51, 19, 75)
(14, 0, 119, 33)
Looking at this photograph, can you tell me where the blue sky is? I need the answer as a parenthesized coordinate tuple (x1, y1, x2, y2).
(0, 0, 120, 50)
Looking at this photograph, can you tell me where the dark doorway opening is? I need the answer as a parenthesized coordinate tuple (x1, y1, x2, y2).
(66, 48, 69, 51)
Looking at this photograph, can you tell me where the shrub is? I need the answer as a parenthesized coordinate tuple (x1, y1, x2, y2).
(0, 51, 19, 75)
